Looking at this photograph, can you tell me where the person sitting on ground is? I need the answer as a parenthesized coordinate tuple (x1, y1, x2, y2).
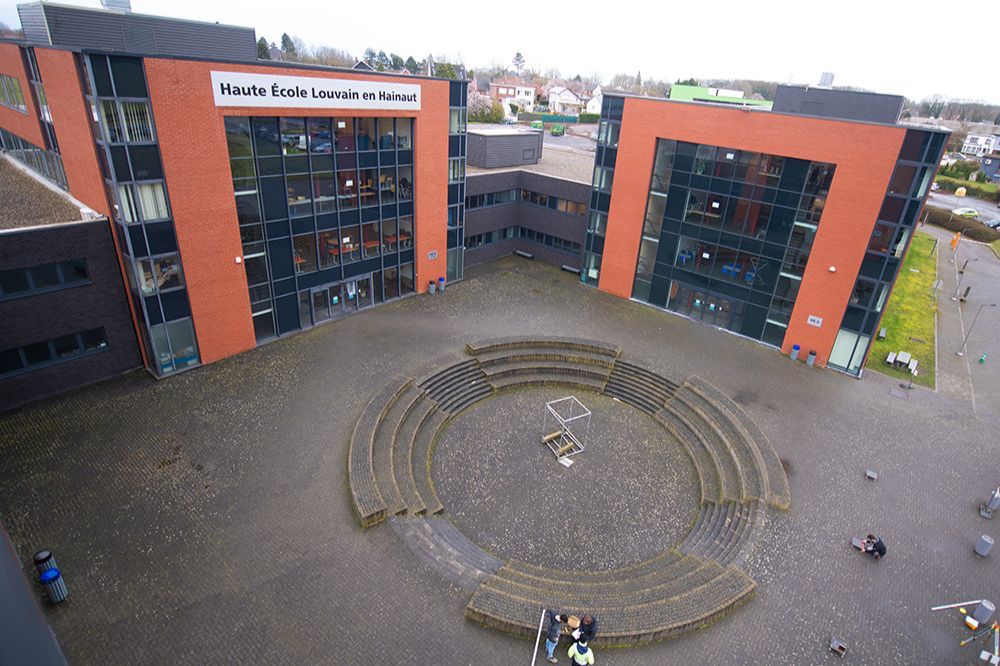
(863, 533, 887, 559)
(568, 640, 595, 665)
(543, 610, 568, 664)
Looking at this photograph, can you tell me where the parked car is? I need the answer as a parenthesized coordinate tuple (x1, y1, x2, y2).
(982, 218, 1000, 229)
(930, 182, 940, 192)
(530, 121, 544, 130)
(952, 207, 979, 218)
(501, 117, 517, 125)
(550, 124, 565, 137)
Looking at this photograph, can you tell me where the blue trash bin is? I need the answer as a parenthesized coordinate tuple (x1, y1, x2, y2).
(790, 344, 800, 361)
(438, 277, 446, 292)
(39, 567, 69, 604)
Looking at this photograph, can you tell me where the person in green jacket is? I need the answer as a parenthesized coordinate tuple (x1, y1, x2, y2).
(568, 640, 595, 665)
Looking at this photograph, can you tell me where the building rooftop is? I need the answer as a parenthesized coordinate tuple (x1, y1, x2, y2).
(467, 144, 595, 184)
(467, 127, 543, 137)
(0, 158, 84, 231)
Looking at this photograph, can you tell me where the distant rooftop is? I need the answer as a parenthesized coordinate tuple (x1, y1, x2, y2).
(772, 84, 904, 125)
(668, 85, 773, 109)
(0, 158, 86, 231)
(468, 127, 543, 137)
(467, 144, 594, 184)
(16, 1, 257, 60)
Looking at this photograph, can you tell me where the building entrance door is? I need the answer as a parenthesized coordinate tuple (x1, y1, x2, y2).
(311, 283, 346, 324)
(346, 275, 373, 312)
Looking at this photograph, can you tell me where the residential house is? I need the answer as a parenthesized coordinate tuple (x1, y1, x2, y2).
(962, 133, 1000, 157)
(585, 86, 603, 115)
(548, 86, 584, 115)
(489, 76, 536, 113)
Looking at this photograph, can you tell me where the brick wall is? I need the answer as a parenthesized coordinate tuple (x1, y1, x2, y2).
(144, 58, 451, 364)
(0, 220, 141, 410)
(34, 48, 110, 216)
(604, 99, 905, 366)
(0, 42, 44, 146)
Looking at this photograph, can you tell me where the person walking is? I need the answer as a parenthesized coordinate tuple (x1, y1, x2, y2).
(568, 640, 595, 665)
(543, 610, 568, 664)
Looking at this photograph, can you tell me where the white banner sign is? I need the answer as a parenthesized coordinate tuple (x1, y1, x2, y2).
(211, 71, 420, 110)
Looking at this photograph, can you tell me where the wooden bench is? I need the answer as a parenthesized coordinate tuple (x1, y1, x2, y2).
(541, 431, 562, 444)
(885, 351, 897, 365)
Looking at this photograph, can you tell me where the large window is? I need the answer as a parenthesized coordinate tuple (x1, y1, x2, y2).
(0, 327, 108, 378)
(0, 259, 89, 300)
(118, 182, 168, 223)
(0, 74, 26, 112)
(632, 138, 837, 345)
(136, 254, 183, 295)
(449, 158, 465, 183)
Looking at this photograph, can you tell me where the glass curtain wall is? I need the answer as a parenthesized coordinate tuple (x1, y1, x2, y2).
(581, 95, 624, 286)
(225, 114, 417, 342)
(446, 80, 468, 283)
(827, 128, 948, 375)
(631, 138, 837, 347)
(82, 53, 199, 376)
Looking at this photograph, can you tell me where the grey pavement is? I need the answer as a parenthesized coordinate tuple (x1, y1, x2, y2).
(0, 254, 997, 665)
(922, 223, 1000, 424)
(926, 191, 1000, 223)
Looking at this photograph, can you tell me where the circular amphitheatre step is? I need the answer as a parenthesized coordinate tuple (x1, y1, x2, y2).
(345, 336, 790, 646)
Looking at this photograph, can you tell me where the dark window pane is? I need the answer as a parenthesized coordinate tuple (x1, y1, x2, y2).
(30, 264, 60, 289)
(0, 268, 30, 294)
(52, 334, 80, 358)
(23, 341, 52, 365)
(225, 117, 253, 158)
(81, 328, 107, 351)
(109, 56, 147, 97)
(63, 259, 88, 282)
(0, 348, 22, 374)
(253, 118, 281, 157)
(89, 55, 113, 97)
(127, 145, 163, 180)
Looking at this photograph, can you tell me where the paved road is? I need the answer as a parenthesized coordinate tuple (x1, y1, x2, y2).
(926, 190, 1000, 223)
(922, 223, 1000, 423)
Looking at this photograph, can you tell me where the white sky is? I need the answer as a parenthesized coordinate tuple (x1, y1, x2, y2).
(3, 0, 998, 105)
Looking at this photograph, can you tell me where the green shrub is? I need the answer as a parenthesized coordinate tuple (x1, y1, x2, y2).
(939, 160, 980, 180)
(934, 175, 1000, 201)
(469, 101, 505, 124)
(923, 206, 1000, 242)
(577, 113, 600, 124)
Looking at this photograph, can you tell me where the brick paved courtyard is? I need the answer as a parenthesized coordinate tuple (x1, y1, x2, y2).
(1, 255, 997, 664)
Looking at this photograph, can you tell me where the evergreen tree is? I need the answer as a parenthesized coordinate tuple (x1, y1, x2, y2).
(376, 51, 390, 70)
(280, 33, 297, 58)
(257, 37, 271, 60)
(389, 53, 404, 70)
(435, 62, 457, 80)
(405, 56, 418, 73)
(512, 52, 525, 75)
(363, 48, 377, 66)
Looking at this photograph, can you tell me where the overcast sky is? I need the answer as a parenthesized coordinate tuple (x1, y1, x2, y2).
(3, 0, 998, 105)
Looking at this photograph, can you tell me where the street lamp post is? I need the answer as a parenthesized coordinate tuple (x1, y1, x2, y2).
(952, 258, 978, 300)
(957, 303, 997, 357)
(951, 225, 975, 263)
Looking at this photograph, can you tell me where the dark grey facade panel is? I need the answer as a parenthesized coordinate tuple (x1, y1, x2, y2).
(467, 131, 543, 168)
(16, 4, 48, 44)
(466, 239, 516, 267)
(18, 4, 257, 61)
(466, 170, 520, 196)
(0, 525, 66, 666)
(519, 171, 589, 205)
(0, 220, 142, 411)
(772, 85, 904, 125)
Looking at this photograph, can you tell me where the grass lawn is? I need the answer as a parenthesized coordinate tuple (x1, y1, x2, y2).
(992, 239, 1000, 258)
(868, 232, 938, 388)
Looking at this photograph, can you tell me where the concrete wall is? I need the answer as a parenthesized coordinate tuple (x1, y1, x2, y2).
(0, 220, 141, 410)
